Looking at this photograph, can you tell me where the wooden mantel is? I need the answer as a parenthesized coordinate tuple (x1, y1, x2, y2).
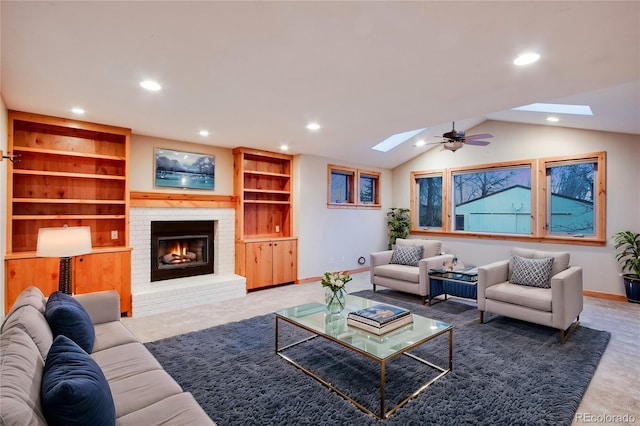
(130, 191, 238, 208)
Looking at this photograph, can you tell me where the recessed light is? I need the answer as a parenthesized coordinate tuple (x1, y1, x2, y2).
(513, 52, 540, 66)
(140, 80, 162, 91)
(71, 107, 85, 115)
(546, 117, 560, 122)
(280, 144, 289, 151)
(199, 130, 210, 137)
(415, 139, 426, 147)
(306, 122, 321, 131)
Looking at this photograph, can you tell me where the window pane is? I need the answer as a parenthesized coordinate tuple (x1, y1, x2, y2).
(453, 167, 531, 234)
(330, 172, 349, 203)
(416, 176, 442, 228)
(548, 162, 595, 235)
(359, 176, 375, 203)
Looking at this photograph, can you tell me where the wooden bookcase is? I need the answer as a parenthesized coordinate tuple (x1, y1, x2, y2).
(4, 111, 132, 314)
(233, 147, 297, 290)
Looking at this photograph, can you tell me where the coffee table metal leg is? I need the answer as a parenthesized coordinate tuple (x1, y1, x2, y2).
(380, 361, 386, 418)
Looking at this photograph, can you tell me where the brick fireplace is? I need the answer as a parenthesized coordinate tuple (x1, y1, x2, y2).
(130, 206, 245, 316)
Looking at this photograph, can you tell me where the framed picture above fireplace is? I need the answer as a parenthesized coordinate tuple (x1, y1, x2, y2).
(154, 148, 215, 190)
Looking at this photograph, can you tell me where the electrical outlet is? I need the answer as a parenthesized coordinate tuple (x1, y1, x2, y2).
(111, 230, 118, 240)
(275, 225, 280, 233)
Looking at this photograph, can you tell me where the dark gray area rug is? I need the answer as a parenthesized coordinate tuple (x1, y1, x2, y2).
(144, 289, 610, 426)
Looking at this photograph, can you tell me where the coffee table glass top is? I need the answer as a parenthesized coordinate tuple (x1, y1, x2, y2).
(275, 295, 451, 360)
(429, 265, 478, 282)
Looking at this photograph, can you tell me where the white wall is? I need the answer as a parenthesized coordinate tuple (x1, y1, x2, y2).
(294, 154, 392, 279)
(392, 120, 640, 296)
(0, 97, 7, 317)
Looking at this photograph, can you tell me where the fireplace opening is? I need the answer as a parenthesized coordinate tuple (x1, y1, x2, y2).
(151, 221, 214, 282)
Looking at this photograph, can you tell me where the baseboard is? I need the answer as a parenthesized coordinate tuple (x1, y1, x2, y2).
(297, 266, 370, 285)
(583, 290, 627, 302)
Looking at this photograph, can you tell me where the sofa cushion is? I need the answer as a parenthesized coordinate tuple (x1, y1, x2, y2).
(109, 370, 183, 417)
(390, 245, 423, 266)
(510, 248, 570, 278)
(91, 342, 164, 382)
(510, 255, 554, 288)
(115, 392, 214, 426)
(373, 264, 420, 283)
(92, 322, 140, 353)
(45, 291, 95, 353)
(485, 282, 552, 312)
(42, 335, 116, 426)
(396, 238, 442, 258)
(0, 327, 47, 426)
(1, 305, 53, 360)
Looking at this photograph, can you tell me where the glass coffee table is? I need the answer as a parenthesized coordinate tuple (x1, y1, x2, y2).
(275, 295, 452, 419)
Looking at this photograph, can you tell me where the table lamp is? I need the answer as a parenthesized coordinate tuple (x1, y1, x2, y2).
(36, 225, 92, 294)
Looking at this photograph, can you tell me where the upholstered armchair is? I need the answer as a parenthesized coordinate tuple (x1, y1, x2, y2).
(370, 239, 453, 304)
(477, 248, 583, 344)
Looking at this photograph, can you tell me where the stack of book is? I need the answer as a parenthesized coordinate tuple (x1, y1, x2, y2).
(347, 304, 413, 335)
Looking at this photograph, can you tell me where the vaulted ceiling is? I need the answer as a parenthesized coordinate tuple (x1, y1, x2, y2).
(2, 1, 638, 168)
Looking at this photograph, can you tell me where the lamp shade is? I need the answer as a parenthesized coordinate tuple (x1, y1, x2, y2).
(36, 226, 92, 258)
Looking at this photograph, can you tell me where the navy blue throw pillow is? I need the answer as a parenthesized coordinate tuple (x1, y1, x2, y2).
(42, 335, 115, 426)
(45, 291, 95, 353)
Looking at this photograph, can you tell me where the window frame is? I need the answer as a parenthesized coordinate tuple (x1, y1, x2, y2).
(410, 152, 606, 246)
(538, 152, 606, 243)
(410, 170, 446, 231)
(327, 164, 381, 209)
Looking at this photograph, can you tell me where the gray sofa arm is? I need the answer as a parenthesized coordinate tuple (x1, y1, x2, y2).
(73, 290, 121, 325)
(477, 260, 509, 310)
(551, 266, 583, 330)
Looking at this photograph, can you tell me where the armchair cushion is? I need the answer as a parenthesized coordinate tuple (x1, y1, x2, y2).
(390, 245, 423, 266)
(509, 248, 570, 278)
(395, 238, 441, 258)
(509, 255, 554, 288)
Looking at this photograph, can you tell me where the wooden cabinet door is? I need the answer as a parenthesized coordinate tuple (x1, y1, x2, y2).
(74, 251, 131, 315)
(272, 239, 297, 285)
(5, 258, 60, 313)
(244, 242, 274, 290)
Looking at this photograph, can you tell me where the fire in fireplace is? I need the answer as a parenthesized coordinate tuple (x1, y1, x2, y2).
(151, 221, 215, 282)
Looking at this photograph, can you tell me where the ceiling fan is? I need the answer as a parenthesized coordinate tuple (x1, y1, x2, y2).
(432, 122, 493, 152)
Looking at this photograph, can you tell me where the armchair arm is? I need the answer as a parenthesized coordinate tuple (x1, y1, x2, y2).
(477, 260, 510, 310)
(418, 254, 454, 282)
(550, 266, 583, 330)
(370, 250, 393, 282)
(73, 290, 121, 325)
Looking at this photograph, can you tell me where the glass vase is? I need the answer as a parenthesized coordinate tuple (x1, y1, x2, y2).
(325, 287, 346, 314)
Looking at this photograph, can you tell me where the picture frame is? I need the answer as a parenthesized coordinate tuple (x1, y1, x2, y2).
(154, 148, 215, 190)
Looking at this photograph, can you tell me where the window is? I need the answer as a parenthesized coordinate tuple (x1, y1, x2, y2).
(328, 165, 381, 209)
(540, 152, 605, 241)
(358, 170, 380, 205)
(329, 166, 354, 204)
(411, 171, 443, 229)
(409, 152, 606, 245)
(452, 164, 533, 235)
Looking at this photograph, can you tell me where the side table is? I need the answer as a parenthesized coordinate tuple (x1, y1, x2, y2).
(429, 266, 478, 305)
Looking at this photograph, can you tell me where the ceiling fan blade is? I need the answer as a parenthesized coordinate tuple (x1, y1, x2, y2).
(464, 133, 493, 140)
(464, 140, 491, 146)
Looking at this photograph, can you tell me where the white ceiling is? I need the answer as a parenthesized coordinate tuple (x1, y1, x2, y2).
(2, 1, 639, 169)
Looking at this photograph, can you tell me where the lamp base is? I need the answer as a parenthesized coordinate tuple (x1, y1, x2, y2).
(59, 256, 72, 294)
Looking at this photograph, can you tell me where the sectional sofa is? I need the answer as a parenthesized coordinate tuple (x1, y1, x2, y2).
(0, 286, 214, 425)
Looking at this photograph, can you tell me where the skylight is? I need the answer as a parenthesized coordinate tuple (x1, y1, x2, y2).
(372, 128, 426, 152)
(512, 103, 593, 116)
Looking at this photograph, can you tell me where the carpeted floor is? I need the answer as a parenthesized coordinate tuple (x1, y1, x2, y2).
(144, 290, 610, 426)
